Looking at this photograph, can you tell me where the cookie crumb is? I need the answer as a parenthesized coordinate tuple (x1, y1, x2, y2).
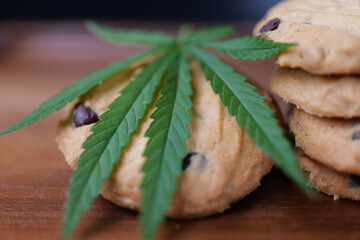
(174, 224, 181, 230)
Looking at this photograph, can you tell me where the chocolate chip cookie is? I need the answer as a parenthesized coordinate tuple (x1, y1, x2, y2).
(56, 61, 278, 218)
(289, 108, 360, 175)
(297, 149, 360, 201)
(271, 67, 360, 118)
(254, 0, 360, 74)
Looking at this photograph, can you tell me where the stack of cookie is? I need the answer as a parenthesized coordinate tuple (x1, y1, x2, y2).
(254, 0, 360, 200)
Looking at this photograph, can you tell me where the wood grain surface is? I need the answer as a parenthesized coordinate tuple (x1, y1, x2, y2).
(1, 21, 360, 240)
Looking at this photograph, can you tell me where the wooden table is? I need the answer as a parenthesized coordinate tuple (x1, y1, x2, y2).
(1, 21, 359, 240)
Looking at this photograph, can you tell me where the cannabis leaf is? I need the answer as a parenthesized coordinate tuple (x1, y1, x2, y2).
(189, 48, 307, 187)
(87, 20, 175, 46)
(63, 48, 177, 238)
(140, 53, 193, 239)
(184, 25, 236, 44)
(177, 23, 194, 40)
(201, 35, 296, 60)
(0, 48, 159, 136)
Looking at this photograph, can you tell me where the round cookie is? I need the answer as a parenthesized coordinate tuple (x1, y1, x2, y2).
(253, 0, 360, 75)
(271, 67, 360, 118)
(297, 149, 360, 201)
(289, 108, 360, 175)
(56, 61, 277, 218)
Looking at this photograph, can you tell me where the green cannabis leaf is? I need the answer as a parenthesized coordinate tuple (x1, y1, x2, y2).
(87, 20, 175, 46)
(0, 48, 159, 136)
(63, 48, 177, 238)
(177, 23, 194, 40)
(201, 35, 296, 60)
(189, 48, 307, 187)
(140, 53, 193, 239)
(184, 25, 236, 44)
(0, 21, 310, 240)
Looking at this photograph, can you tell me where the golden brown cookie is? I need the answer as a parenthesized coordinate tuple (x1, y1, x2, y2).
(297, 149, 360, 201)
(56, 61, 278, 218)
(289, 108, 360, 175)
(271, 67, 360, 118)
(253, 0, 360, 75)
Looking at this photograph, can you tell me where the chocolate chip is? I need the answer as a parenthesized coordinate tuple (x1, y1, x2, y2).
(352, 132, 360, 140)
(351, 123, 360, 140)
(182, 153, 194, 170)
(72, 103, 99, 127)
(260, 18, 281, 33)
(349, 175, 360, 188)
(182, 152, 208, 172)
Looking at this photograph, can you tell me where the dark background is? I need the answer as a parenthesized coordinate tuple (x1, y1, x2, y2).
(1, 0, 280, 20)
